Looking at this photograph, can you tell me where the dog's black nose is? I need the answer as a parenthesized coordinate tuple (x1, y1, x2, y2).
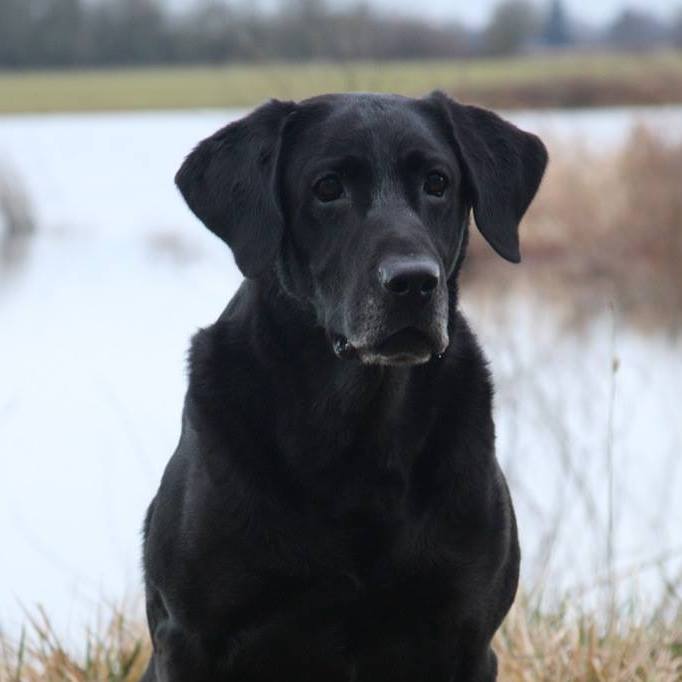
(379, 257, 440, 299)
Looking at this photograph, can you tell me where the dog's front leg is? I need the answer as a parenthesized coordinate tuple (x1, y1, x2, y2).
(450, 645, 498, 682)
(143, 619, 222, 682)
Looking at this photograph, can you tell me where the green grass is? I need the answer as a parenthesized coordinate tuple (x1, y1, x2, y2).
(1, 51, 682, 114)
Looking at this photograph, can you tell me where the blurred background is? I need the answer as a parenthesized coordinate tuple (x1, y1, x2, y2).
(1, 0, 681, 677)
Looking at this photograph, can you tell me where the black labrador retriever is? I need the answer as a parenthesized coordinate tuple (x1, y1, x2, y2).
(141, 91, 547, 682)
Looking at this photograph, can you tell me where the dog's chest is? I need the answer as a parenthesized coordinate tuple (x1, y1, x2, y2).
(282, 401, 427, 513)
(280, 418, 445, 578)
(307, 472, 458, 600)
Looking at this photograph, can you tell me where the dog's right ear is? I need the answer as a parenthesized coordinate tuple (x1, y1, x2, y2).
(175, 99, 296, 278)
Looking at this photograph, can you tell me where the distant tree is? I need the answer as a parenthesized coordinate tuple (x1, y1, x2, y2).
(326, 3, 377, 61)
(272, 0, 334, 60)
(0, 0, 32, 67)
(85, 0, 171, 65)
(171, 0, 255, 63)
(374, 17, 470, 59)
(672, 8, 682, 48)
(0, 0, 508, 68)
(543, 0, 571, 47)
(33, 0, 85, 66)
(485, 0, 541, 55)
(607, 9, 667, 51)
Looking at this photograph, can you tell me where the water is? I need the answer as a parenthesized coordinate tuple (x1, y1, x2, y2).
(509, 104, 682, 148)
(1, 105, 681, 640)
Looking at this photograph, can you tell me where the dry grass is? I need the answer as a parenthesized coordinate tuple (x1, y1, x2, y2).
(0, 607, 149, 682)
(0, 165, 35, 271)
(497, 596, 682, 681)
(1, 599, 680, 681)
(464, 126, 682, 331)
(0, 612, 144, 682)
(462, 70, 682, 110)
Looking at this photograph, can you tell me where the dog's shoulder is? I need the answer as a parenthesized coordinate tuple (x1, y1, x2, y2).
(187, 283, 263, 401)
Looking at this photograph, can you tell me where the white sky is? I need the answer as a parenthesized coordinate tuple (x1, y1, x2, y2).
(357, 0, 680, 27)
(168, 0, 681, 28)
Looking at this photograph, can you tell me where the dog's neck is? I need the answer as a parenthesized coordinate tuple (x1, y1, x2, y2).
(252, 274, 413, 408)
(231, 276, 434, 494)
(245, 274, 461, 428)
(192, 275, 470, 496)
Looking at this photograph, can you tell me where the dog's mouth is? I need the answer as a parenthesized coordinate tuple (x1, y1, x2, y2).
(375, 327, 434, 360)
(332, 327, 446, 366)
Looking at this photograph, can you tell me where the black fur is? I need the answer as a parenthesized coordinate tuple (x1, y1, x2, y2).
(141, 91, 547, 681)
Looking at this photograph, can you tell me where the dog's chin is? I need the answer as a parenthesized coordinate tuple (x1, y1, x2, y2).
(357, 348, 432, 366)
(333, 327, 448, 366)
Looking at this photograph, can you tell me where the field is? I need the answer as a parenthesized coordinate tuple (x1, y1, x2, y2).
(1, 51, 682, 114)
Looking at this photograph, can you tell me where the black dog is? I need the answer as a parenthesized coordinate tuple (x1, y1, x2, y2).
(141, 91, 547, 682)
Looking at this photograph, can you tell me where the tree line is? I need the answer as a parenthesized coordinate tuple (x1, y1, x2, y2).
(1, 0, 681, 69)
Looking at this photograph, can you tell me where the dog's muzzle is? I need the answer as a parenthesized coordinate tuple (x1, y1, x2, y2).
(332, 256, 449, 366)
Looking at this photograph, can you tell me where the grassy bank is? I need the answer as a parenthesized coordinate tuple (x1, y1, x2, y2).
(464, 125, 682, 332)
(1, 51, 682, 114)
(1, 598, 680, 681)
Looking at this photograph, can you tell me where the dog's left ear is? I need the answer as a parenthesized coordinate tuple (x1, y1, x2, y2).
(175, 99, 296, 278)
(427, 91, 548, 263)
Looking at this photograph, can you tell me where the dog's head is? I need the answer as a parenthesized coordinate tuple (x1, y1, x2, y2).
(176, 92, 547, 365)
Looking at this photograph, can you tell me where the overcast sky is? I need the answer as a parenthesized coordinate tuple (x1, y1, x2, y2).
(169, 0, 681, 27)
(364, 0, 680, 27)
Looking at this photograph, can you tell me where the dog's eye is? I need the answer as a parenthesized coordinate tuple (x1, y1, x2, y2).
(313, 175, 344, 202)
(424, 172, 449, 197)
